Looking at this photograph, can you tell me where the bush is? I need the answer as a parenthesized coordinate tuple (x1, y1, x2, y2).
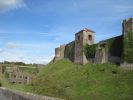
(84, 44, 97, 58)
(112, 70, 117, 74)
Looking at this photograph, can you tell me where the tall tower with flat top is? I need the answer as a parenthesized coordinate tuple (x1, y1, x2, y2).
(123, 18, 133, 36)
(74, 28, 95, 64)
(122, 18, 133, 63)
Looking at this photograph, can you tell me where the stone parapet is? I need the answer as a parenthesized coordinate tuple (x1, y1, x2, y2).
(0, 87, 63, 100)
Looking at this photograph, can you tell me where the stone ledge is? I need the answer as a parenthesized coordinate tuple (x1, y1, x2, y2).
(0, 87, 63, 100)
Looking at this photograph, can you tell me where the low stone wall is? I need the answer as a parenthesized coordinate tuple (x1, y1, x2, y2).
(120, 63, 133, 70)
(0, 87, 63, 100)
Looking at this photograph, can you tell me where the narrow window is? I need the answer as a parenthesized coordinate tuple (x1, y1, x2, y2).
(88, 35, 92, 41)
(19, 82, 22, 84)
(14, 75, 16, 78)
(77, 36, 80, 41)
(12, 82, 15, 84)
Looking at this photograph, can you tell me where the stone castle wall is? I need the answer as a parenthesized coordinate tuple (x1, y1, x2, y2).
(54, 28, 95, 65)
(95, 35, 123, 64)
(54, 45, 66, 61)
(64, 41, 75, 62)
(54, 41, 75, 62)
(54, 18, 133, 65)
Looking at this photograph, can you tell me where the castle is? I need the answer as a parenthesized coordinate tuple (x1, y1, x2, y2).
(54, 18, 133, 66)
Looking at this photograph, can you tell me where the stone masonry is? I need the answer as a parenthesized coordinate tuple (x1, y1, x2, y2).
(54, 18, 133, 65)
(74, 28, 95, 64)
(0, 87, 63, 100)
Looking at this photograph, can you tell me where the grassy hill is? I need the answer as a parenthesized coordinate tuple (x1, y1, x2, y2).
(30, 59, 133, 100)
(0, 59, 133, 100)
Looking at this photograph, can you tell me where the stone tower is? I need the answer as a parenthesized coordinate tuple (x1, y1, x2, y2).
(122, 18, 133, 64)
(123, 18, 133, 36)
(74, 28, 95, 64)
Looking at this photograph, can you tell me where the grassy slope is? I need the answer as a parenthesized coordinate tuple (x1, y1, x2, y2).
(0, 73, 11, 88)
(0, 59, 133, 100)
(31, 59, 133, 100)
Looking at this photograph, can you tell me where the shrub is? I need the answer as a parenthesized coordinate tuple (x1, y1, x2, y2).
(112, 70, 117, 74)
(84, 44, 97, 58)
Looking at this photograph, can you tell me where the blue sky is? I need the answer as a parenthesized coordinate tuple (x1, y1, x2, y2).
(0, 0, 133, 64)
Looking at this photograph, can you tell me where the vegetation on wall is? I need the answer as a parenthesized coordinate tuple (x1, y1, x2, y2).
(103, 36, 123, 57)
(84, 44, 97, 58)
(84, 36, 123, 60)
(123, 31, 133, 63)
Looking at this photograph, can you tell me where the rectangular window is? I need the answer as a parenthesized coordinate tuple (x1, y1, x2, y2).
(88, 35, 92, 41)
(19, 82, 22, 84)
(14, 75, 16, 78)
(78, 36, 80, 41)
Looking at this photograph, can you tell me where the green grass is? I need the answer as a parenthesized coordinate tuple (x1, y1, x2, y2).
(0, 59, 133, 100)
(0, 73, 11, 88)
(31, 59, 133, 100)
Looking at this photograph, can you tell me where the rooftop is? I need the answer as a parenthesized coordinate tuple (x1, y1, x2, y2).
(75, 28, 95, 35)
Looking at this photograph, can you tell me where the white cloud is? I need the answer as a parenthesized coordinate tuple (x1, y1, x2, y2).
(0, 50, 54, 64)
(0, 0, 26, 12)
(0, 41, 58, 64)
(6, 42, 20, 49)
(0, 48, 4, 53)
(29, 56, 54, 64)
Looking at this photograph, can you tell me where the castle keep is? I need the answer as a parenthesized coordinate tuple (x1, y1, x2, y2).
(54, 18, 133, 65)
